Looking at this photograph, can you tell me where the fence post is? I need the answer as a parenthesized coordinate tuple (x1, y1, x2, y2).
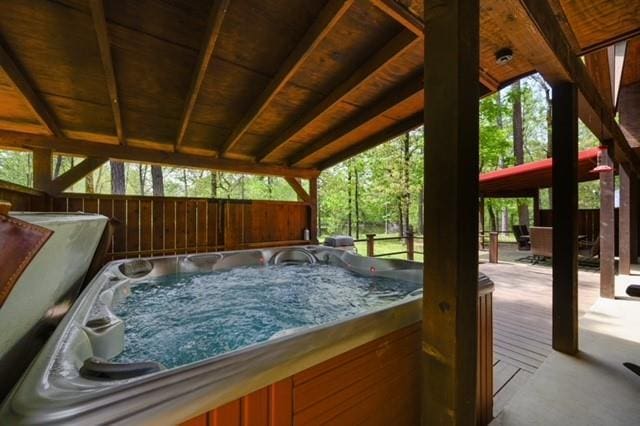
(366, 233, 376, 257)
(406, 231, 415, 260)
(489, 231, 499, 263)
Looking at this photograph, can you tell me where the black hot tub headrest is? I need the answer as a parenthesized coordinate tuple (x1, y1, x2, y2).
(323, 235, 354, 247)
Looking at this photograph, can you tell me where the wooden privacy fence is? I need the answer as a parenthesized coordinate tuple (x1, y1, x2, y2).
(0, 182, 313, 261)
(52, 194, 312, 260)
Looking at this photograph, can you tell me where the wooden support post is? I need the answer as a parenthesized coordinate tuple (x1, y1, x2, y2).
(366, 233, 376, 257)
(309, 177, 318, 243)
(423, 0, 479, 424)
(47, 157, 107, 196)
(533, 190, 540, 226)
(618, 163, 635, 275)
(599, 149, 615, 298)
(32, 148, 52, 192)
(406, 231, 414, 260)
(489, 232, 498, 263)
(551, 82, 579, 355)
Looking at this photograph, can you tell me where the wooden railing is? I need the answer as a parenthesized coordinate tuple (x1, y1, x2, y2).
(355, 232, 422, 261)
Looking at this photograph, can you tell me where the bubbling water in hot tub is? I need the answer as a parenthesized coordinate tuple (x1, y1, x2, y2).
(111, 263, 420, 369)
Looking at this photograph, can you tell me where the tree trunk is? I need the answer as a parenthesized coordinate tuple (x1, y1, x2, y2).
(54, 155, 63, 178)
(512, 80, 524, 164)
(488, 204, 497, 232)
(110, 160, 125, 195)
(211, 171, 218, 198)
(418, 186, 424, 235)
(347, 163, 352, 236)
(512, 80, 529, 226)
(354, 166, 360, 239)
(267, 176, 273, 199)
(182, 170, 189, 196)
(138, 164, 146, 196)
(151, 165, 164, 196)
(402, 133, 411, 234)
(85, 172, 95, 193)
(501, 207, 510, 234)
(398, 199, 404, 238)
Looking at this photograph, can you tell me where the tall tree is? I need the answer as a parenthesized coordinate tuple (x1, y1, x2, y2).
(151, 165, 164, 196)
(110, 160, 125, 195)
(354, 163, 360, 239)
(347, 161, 353, 236)
(85, 171, 95, 193)
(512, 80, 529, 226)
(210, 171, 218, 198)
(138, 164, 147, 196)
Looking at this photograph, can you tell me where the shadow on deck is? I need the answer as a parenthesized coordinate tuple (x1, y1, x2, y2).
(479, 261, 601, 417)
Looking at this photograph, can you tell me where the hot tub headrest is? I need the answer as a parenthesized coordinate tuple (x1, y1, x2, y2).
(323, 235, 354, 247)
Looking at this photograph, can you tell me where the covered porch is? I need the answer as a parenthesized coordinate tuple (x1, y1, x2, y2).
(1, 0, 640, 425)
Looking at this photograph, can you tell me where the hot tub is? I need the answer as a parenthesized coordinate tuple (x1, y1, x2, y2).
(0, 246, 493, 425)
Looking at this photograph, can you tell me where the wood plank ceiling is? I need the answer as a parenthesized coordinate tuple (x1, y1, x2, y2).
(0, 0, 639, 177)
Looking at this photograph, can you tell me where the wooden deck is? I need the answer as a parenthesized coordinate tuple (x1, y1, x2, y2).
(479, 261, 601, 417)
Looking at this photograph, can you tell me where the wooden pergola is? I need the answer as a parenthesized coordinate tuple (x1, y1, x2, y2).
(1, 0, 640, 424)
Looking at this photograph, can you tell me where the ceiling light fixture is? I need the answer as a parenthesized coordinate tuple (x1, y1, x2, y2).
(495, 48, 514, 65)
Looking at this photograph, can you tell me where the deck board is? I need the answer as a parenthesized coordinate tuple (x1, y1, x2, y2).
(480, 261, 600, 419)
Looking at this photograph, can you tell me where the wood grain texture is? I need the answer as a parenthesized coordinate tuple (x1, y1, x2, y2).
(0, 38, 61, 136)
(423, 1, 480, 424)
(255, 30, 420, 162)
(176, 0, 230, 149)
(551, 82, 579, 354)
(89, 0, 124, 144)
(220, 0, 354, 155)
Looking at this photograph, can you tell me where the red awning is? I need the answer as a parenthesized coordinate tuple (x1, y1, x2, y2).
(479, 148, 603, 197)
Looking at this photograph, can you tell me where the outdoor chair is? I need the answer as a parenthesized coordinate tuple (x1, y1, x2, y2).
(512, 224, 530, 250)
(530, 226, 552, 263)
(578, 236, 600, 266)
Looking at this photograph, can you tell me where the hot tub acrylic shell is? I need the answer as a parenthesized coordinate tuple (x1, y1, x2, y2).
(0, 246, 493, 425)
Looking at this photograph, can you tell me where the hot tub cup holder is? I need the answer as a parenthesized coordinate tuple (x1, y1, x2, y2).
(79, 357, 165, 381)
(118, 259, 154, 279)
(182, 253, 223, 272)
(83, 316, 125, 361)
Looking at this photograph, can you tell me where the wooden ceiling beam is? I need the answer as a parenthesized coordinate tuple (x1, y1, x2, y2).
(0, 39, 62, 137)
(371, 0, 424, 38)
(220, 0, 354, 156)
(256, 29, 420, 162)
(316, 112, 423, 170)
(478, 68, 500, 92)
(0, 130, 319, 179)
(284, 177, 310, 202)
(585, 49, 613, 110)
(520, 0, 640, 175)
(175, 0, 230, 150)
(47, 157, 108, 196)
(288, 73, 423, 166)
(89, 0, 124, 145)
